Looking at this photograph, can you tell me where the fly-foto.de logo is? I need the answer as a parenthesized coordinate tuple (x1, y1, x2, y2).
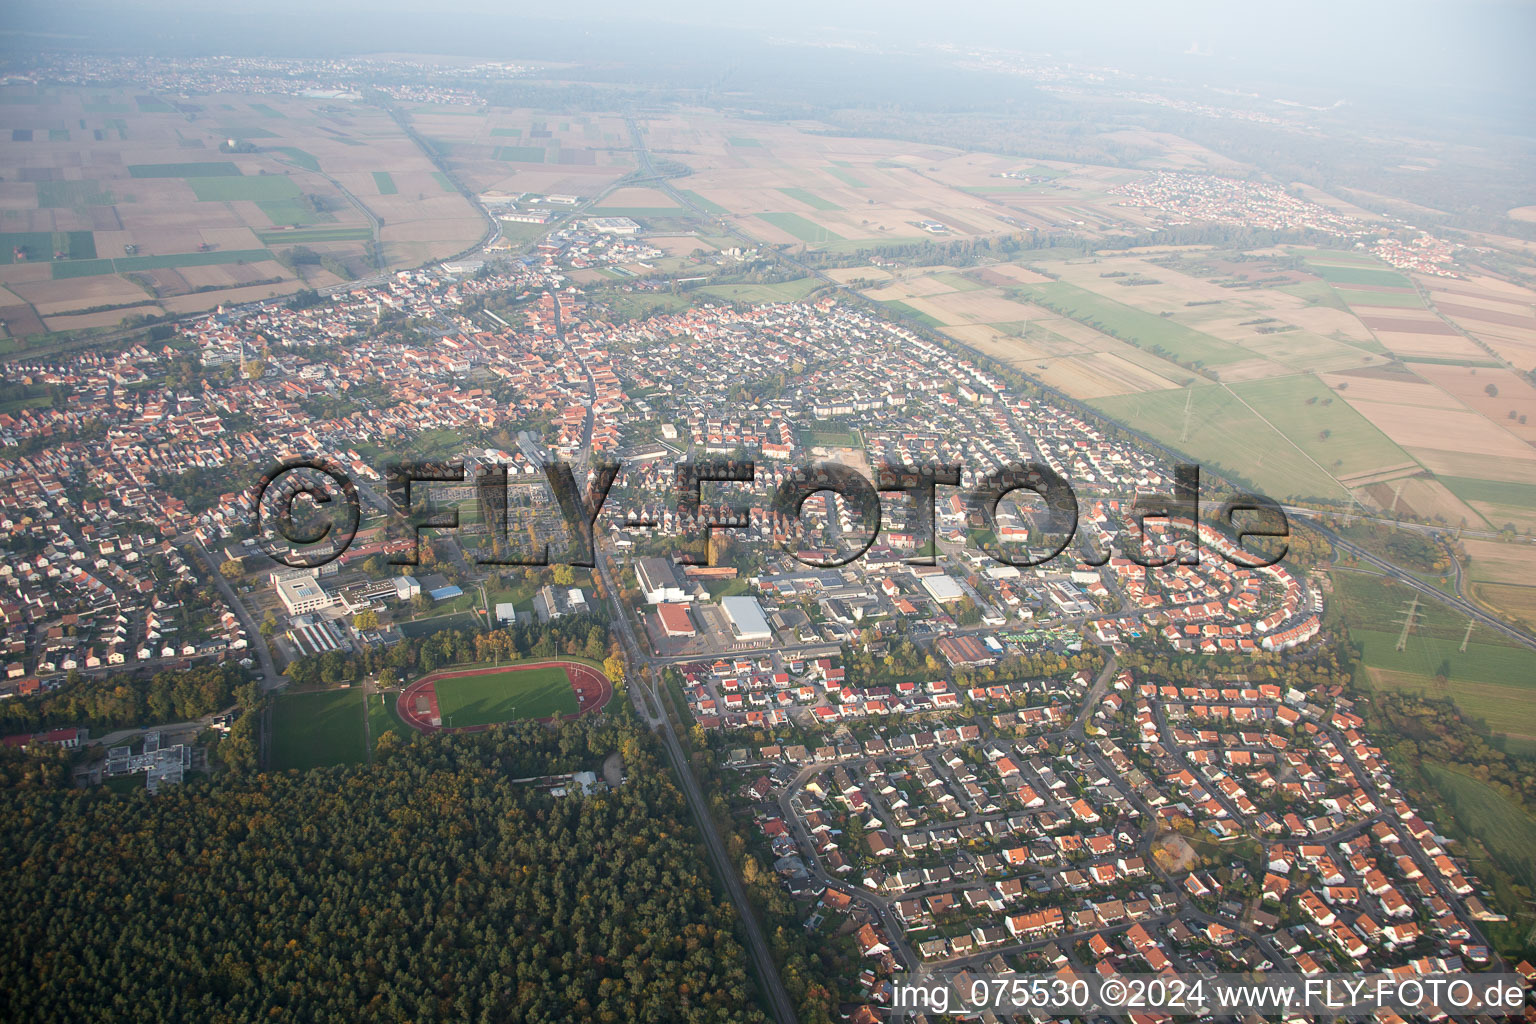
(250, 456, 1289, 571)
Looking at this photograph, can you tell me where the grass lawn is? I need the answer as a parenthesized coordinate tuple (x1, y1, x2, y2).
(271, 689, 366, 770)
(396, 611, 483, 639)
(366, 692, 410, 747)
(758, 212, 842, 243)
(1422, 763, 1536, 893)
(696, 278, 821, 304)
(433, 665, 578, 726)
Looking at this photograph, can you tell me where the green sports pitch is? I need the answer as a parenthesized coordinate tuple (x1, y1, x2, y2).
(433, 666, 578, 726)
(271, 689, 366, 770)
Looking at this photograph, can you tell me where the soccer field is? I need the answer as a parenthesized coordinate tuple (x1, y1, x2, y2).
(433, 666, 578, 726)
(271, 689, 366, 770)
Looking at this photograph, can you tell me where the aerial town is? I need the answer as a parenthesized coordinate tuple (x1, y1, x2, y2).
(2, 22, 1534, 1023)
(1, 217, 1523, 1016)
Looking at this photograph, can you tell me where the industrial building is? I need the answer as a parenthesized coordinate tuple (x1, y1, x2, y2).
(721, 596, 773, 643)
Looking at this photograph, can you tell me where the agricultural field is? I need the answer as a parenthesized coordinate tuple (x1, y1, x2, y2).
(271, 688, 367, 771)
(0, 83, 483, 341)
(1333, 570, 1536, 747)
(1422, 764, 1536, 895)
(433, 665, 579, 726)
(842, 244, 1536, 545)
(413, 107, 635, 202)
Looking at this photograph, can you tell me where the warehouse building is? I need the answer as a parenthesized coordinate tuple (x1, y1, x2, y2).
(721, 596, 773, 643)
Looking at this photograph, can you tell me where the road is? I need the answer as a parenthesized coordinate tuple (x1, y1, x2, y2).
(1288, 512, 1536, 651)
(188, 539, 282, 688)
(595, 543, 798, 1024)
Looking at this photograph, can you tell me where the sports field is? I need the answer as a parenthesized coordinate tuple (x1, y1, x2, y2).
(397, 660, 613, 731)
(271, 689, 366, 770)
(437, 665, 576, 725)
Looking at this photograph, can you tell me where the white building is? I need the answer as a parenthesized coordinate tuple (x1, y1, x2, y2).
(721, 596, 773, 642)
(276, 575, 337, 616)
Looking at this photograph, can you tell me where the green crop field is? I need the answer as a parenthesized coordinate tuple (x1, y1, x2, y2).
(757, 212, 842, 243)
(188, 175, 302, 202)
(1354, 630, 1533, 687)
(1310, 262, 1414, 289)
(372, 171, 398, 195)
(431, 172, 455, 192)
(1335, 570, 1534, 739)
(1336, 289, 1425, 308)
(257, 227, 372, 245)
(1438, 476, 1536, 508)
(271, 147, 321, 172)
(128, 162, 240, 178)
(491, 127, 523, 137)
(1423, 764, 1536, 893)
(271, 689, 366, 770)
(1091, 385, 1349, 501)
(1010, 281, 1246, 366)
(256, 199, 330, 227)
(777, 187, 842, 211)
(0, 232, 64, 264)
(36, 181, 113, 207)
(825, 166, 868, 188)
(433, 665, 578, 726)
(727, 136, 762, 147)
(494, 145, 546, 163)
(879, 299, 944, 328)
(679, 190, 729, 216)
(1227, 374, 1413, 479)
(51, 249, 275, 279)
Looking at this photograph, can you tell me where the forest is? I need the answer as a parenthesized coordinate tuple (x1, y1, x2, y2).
(0, 716, 769, 1024)
(0, 662, 247, 736)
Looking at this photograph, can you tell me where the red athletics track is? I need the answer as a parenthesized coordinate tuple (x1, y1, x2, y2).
(396, 660, 614, 734)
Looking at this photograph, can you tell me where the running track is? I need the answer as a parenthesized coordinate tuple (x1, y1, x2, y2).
(396, 660, 613, 734)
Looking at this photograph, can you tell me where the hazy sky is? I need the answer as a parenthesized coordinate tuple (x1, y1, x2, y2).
(4, 0, 1532, 114)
